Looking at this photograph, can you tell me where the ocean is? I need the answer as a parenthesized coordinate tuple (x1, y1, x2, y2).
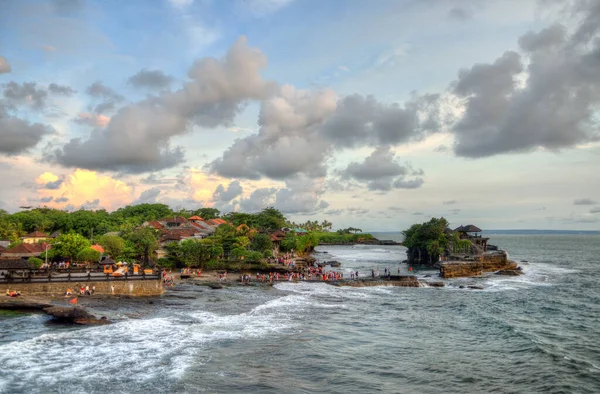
(1, 233, 599, 393)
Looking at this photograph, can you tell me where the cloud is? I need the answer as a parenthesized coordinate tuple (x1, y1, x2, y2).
(387, 206, 405, 212)
(239, 187, 277, 212)
(574, 198, 597, 205)
(212, 180, 243, 202)
(273, 176, 329, 214)
(128, 69, 174, 89)
(0, 56, 11, 74)
(450, 14, 600, 157)
(590, 208, 600, 213)
(44, 179, 64, 189)
(134, 187, 161, 204)
(85, 81, 124, 114)
(40, 196, 54, 203)
(443, 200, 457, 205)
(0, 105, 54, 155)
(48, 83, 76, 96)
(49, 37, 275, 173)
(210, 84, 438, 181)
(80, 199, 100, 210)
(341, 146, 424, 191)
(238, 0, 295, 17)
(35, 169, 133, 211)
(55, 197, 69, 203)
(324, 208, 345, 216)
(168, 0, 194, 8)
(3, 81, 48, 109)
(73, 112, 110, 128)
(448, 7, 471, 21)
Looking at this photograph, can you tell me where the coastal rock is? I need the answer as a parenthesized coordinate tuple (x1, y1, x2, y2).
(439, 254, 518, 278)
(208, 283, 223, 289)
(0, 298, 53, 311)
(426, 281, 445, 287)
(495, 269, 524, 276)
(468, 286, 484, 290)
(43, 306, 111, 325)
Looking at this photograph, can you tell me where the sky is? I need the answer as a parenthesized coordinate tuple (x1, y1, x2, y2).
(0, 0, 599, 231)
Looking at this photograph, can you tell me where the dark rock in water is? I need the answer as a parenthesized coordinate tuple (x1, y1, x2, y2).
(427, 282, 445, 287)
(424, 274, 432, 278)
(379, 240, 401, 245)
(468, 285, 484, 290)
(208, 283, 223, 289)
(43, 306, 111, 325)
(326, 260, 341, 267)
(495, 270, 524, 276)
(459, 285, 465, 289)
(0, 299, 52, 311)
(520, 260, 528, 263)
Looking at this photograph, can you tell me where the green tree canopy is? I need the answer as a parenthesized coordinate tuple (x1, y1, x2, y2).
(77, 247, 101, 263)
(50, 233, 91, 260)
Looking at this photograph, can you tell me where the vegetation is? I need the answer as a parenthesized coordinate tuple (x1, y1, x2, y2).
(402, 217, 471, 264)
(0, 204, 376, 269)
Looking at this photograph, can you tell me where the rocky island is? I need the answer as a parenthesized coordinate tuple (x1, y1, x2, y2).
(403, 218, 523, 278)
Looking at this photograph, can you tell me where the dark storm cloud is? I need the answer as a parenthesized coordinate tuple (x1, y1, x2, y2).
(212, 180, 243, 202)
(128, 69, 174, 89)
(49, 37, 275, 173)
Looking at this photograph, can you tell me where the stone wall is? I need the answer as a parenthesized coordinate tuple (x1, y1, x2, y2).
(3, 279, 164, 297)
(440, 251, 518, 278)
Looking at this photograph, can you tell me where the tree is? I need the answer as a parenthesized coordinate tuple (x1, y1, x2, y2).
(97, 234, 125, 258)
(402, 217, 450, 265)
(28, 257, 43, 269)
(251, 233, 273, 253)
(192, 208, 220, 220)
(180, 239, 210, 267)
(280, 233, 298, 252)
(77, 247, 101, 263)
(127, 227, 159, 265)
(50, 233, 91, 260)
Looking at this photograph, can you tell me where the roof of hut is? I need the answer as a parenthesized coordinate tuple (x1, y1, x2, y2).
(455, 224, 482, 233)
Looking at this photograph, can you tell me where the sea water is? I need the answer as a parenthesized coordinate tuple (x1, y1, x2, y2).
(0, 234, 599, 393)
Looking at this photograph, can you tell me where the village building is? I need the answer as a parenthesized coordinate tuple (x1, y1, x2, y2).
(0, 259, 35, 279)
(0, 240, 11, 249)
(21, 231, 49, 244)
(0, 242, 49, 259)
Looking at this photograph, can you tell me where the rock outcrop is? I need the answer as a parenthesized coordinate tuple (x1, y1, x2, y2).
(440, 252, 519, 278)
(43, 306, 111, 325)
(337, 276, 421, 288)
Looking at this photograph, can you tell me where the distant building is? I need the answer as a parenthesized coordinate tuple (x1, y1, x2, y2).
(1, 242, 48, 259)
(454, 224, 489, 252)
(21, 231, 49, 244)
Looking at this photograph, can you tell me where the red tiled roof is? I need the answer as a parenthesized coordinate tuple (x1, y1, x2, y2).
(1, 242, 48, 255)
(159, 216, 188, 223)
(214, 218, 227, 225)
(146, 221, 164, 229)
(188, 215, 203, 220)
(24, 231, 48, 238)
